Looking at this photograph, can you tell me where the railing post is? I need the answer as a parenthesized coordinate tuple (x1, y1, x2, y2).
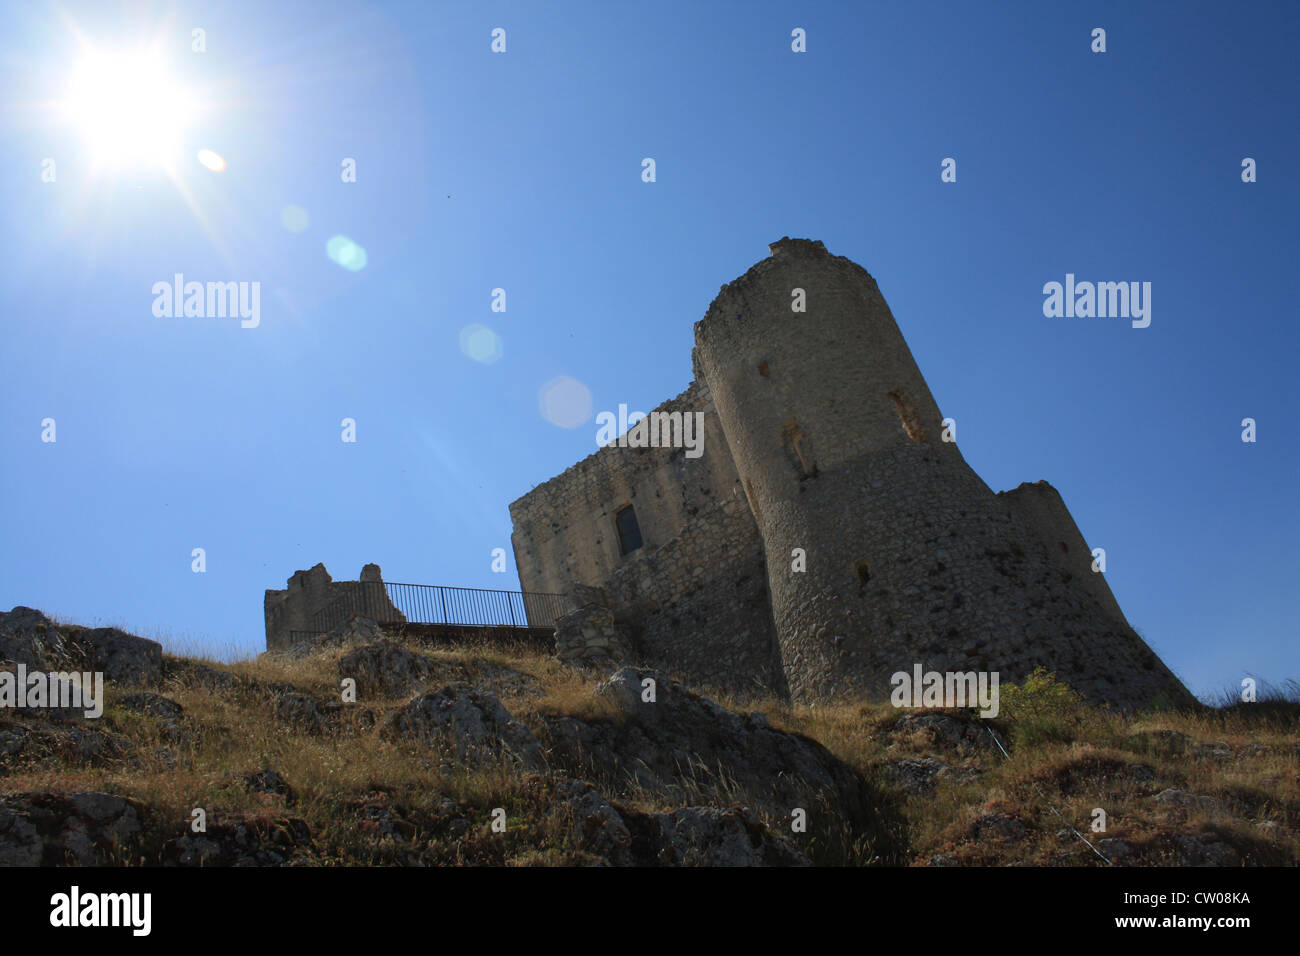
(440, 586, 448, 625)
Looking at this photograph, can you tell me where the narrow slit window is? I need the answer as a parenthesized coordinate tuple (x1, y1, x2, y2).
(856, 560, 872, 585)
(616, 505, 643, 555)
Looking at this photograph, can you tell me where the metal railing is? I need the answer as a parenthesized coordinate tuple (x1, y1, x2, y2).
(308, 581, 571, 634)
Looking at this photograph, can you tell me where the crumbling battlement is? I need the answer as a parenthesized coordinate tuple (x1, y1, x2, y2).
(263, 563, 404, 653)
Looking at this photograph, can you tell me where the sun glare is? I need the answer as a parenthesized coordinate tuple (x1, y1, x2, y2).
(63, 50, 195, 170)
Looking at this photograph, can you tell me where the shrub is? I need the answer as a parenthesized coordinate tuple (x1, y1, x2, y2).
(995, 667, 1094, 749)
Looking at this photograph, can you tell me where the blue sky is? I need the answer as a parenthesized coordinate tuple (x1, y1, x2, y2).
(0, 1, 1295, 699)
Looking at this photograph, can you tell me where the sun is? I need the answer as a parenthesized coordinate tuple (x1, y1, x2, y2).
(62, 49, 196, 171)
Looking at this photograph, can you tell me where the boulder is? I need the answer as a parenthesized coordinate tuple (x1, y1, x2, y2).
(0, 607, 161, 687)
(541, 666, 872, 826)
(71, 627, 162, 685)
(546, 777, 809, 866)
(117, 692, 183, 720)
(383, 683, 542, 768)
(337, 640, 435, 699)
(969, 812, 1028, 843)
(881, 756, 980, 794)
(164, 814, 315, 866)
(634, 806, 810, 867)
(0, 607, 71, 670)
(0, 791, 142, 865)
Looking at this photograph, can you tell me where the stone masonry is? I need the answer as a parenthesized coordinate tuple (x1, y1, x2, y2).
(264, 563, 405, 653)
(510, 238, 1193, 709)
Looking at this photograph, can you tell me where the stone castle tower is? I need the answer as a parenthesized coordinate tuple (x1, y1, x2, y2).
(510, 239, 1192, 709)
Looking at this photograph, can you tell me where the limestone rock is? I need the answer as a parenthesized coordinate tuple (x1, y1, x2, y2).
(0, 723, 134, 770)
(969, 812, 1027, 842)
(547, 777, 808, 866)
(165, 813, 315, 866)
(162, 658, 240, 693)
(0, 606, 71, 670)
(549, 778, 633, 865)
(1154, 788, 1221, 812)
(282, 616, 389, 660)
(633, 806, 809, 867)
(71, 626, 162, 685)
(383, 683, 542, 768)
(0, 607, 161, 686)
(336, 640, 435, 699)
(243, 768, 296, 805)
(887, 712, 998, 754)
(0, 791, 142, 865)
(1173, 834, 1241, 866)
(118, 692, 183, 720)
(542, 666, 871, 826)
(1097, 837, 1135, 863)
(273, 691, 341, 735)
(882, 756, 981, 794)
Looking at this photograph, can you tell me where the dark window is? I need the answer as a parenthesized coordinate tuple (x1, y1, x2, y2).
(616, 505, 643, 555)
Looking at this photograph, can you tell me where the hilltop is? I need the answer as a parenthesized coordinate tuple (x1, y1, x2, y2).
(1, 606, 1296, 866)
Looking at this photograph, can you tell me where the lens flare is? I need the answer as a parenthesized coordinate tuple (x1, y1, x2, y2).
(326, 235, 367, 272)
(459, 324, 503, 364)
(539, 376, 593, 429)
(197, 149, 225, 172)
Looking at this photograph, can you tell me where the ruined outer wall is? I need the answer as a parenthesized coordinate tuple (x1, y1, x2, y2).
(509, 382, 784, 695)
(693, 238, 1193, 709)
(264, 563, 403, 651)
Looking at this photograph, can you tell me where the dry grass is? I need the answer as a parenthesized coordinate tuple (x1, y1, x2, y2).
(2, 632, 1296, 866)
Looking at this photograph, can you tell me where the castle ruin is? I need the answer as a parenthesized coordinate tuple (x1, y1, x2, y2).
(264, 562, 405, 652)
(509, 238, 1192, 709)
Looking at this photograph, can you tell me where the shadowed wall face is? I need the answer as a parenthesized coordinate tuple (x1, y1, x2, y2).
(509, 381, 784, 696)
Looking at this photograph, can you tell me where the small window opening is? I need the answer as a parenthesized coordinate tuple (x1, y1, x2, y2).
(615, 505, 643, 556)
(1057, 541, 1068, 554)
(888, 388, 928, 443)
(758, 361, 770, 377)
(855, 560, 872, 585)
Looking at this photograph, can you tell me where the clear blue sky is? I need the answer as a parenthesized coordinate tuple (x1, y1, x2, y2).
(1, 1, 1295, 700)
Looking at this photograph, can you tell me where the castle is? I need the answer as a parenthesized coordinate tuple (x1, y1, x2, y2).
(508, 238, 1193, 709)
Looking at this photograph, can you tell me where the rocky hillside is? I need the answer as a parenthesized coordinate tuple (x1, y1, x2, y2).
(1, 606, 1296, 866)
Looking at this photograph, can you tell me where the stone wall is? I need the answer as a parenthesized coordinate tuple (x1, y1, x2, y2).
(264, 563, 405, 653)
(510, 382, 785, 696)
